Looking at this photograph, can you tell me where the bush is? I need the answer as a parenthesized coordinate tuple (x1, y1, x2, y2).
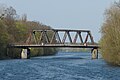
(100, 1, 120, 66)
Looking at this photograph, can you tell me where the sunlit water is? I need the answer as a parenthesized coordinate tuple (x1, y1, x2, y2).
(0, 52, 120, 80)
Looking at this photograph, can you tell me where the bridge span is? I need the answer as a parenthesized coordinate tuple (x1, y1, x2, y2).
(9, 44, 99, 49)
(8, 29, 99, 59)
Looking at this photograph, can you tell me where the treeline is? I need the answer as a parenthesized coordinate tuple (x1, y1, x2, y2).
(100, 1, 120, 66)
(0, 4, 57, 59)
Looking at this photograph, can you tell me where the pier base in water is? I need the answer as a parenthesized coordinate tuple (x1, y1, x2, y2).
(21, 48, 30, 59)
(91, 48, 98, 59)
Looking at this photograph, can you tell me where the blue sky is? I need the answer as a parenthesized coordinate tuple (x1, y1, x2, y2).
(0, 0, 119, 42)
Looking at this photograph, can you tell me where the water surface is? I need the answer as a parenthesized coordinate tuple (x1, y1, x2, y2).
(0, 52, 120, 80)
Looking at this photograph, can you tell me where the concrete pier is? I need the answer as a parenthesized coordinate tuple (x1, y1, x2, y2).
(91, 48, 98, 59)
(21, 48, 30, 59)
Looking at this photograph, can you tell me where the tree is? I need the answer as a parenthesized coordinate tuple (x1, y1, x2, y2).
(21, 14, 27, 22)
(0, 5, 57, 59)
(0, 4, 7, 19)
(100, 1, 120, 66)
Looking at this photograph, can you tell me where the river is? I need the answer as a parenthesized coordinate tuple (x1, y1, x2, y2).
(0, 52, 120, 80)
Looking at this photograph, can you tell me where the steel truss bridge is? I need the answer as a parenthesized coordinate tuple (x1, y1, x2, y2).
(8, 29, 99, 59)
(9, 29, 99, 48)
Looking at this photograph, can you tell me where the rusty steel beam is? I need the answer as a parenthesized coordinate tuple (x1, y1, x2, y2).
(88, 31, 94, 44)
(33, 29, 90, 32)
(53, 29, 90, 32)
(84, 33, 89, 44)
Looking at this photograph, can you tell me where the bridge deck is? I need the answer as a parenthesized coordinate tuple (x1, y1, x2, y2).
(9, 44, 99, 49)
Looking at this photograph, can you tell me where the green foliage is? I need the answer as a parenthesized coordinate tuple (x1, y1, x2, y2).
(0, 20, 11, 58)
(30, 48, 57, 57)
(0, 5, 57, 59)
(100, 1, 120, 66)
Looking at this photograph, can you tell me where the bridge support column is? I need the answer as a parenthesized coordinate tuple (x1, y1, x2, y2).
(91, 48, 98, 59)
(21, 48, 30, 59)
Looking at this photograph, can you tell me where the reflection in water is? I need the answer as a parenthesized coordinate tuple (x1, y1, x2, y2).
(0, 52, 120, 80)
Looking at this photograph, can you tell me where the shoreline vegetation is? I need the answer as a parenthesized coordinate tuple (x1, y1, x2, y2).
(0, 4, 57, 59)
(100, 1, 120, 66)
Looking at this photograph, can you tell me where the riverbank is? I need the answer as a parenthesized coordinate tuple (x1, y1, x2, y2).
(0, 48, 57, 60)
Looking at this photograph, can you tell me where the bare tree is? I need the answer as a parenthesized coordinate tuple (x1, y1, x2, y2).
(0, 4, 17, 20)
(5, 6, 17, 20)
(0, 4, 7, 19)
(21, 14, 27, 22)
